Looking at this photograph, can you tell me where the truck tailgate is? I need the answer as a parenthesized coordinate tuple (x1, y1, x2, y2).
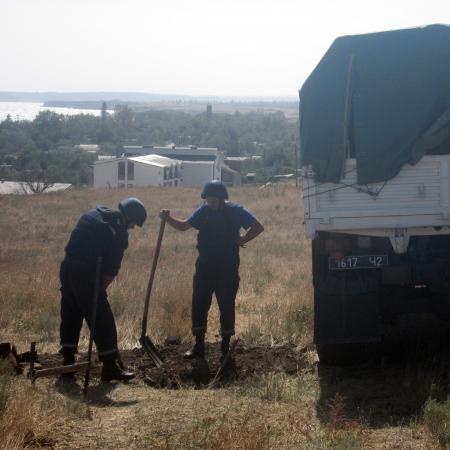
(303, 155, 450, 238)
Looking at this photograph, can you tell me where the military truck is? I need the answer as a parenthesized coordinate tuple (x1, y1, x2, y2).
(299, 25, 450, 363)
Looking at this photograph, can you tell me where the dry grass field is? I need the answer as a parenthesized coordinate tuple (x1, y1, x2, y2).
(0, 185, 449, 449)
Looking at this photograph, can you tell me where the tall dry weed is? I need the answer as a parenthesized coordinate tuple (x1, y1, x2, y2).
(320, 393, 368, 450)
(0, 378, 84, 450)
(164, 408, 273, 450)
(423, 396, 450, 448)
(237, 371, 316, 403)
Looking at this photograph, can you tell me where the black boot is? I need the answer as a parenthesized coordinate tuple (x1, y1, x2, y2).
(220, 336, 231, 363)
(117, 353, 125, 370)
(101, 360, 135, 382)
(184, 334, 205, 359)
(61, 352, 76, 379)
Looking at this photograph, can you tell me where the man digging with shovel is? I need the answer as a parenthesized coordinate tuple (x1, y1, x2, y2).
(160, 181, 264, 362)
(59, 197, 147, 382)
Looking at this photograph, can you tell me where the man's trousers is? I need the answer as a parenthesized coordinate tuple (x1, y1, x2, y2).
(191, 259, 240, 337)
(59, 261, 118, 361)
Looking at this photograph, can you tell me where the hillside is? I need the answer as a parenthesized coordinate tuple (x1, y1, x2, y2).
(0, 185, 448, 449)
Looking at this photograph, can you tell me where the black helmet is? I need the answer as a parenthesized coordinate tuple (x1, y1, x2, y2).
(201, 180, 228, 200)
(118, 197, 147, 227)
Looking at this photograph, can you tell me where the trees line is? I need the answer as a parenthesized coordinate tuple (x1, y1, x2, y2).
(0, 105, 299, 185)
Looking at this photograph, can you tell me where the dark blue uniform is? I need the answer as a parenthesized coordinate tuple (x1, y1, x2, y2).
(60, 206, 128, 361)
(187, 202, 256, 337)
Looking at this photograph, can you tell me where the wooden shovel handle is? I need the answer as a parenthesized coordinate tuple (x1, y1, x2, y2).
(33, 362, 89, 379)
(141, 219, 166, 337)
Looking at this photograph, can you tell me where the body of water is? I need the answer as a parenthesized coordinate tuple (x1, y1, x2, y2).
(0, 101, 104, 122)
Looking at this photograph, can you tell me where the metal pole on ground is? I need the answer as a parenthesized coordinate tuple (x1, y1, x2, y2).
(83, 256, 103, 399)
(29, 342, 36, 384)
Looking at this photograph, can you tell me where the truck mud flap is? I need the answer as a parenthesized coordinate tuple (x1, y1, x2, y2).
(313, 274, 381, 345)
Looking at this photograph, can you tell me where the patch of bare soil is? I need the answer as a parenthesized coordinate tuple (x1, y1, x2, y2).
(38, 341, 310, 389)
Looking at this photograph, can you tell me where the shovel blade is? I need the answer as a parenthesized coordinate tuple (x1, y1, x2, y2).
(140, 335, 164, 367)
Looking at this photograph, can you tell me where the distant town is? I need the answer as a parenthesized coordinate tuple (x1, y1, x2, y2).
(0, 96, 299, 194)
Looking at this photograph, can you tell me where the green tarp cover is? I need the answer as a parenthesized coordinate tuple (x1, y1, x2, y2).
(299, 25, 450, 184)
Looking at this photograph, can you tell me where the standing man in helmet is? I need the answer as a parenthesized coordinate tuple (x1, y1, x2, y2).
(59, 197, 147, 381)
(160, 181, 264, 361)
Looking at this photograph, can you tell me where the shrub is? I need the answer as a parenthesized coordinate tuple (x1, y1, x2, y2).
(423, 397, 450, 448)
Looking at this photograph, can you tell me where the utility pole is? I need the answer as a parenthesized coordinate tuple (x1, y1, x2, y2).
(295, 143, 299, 188)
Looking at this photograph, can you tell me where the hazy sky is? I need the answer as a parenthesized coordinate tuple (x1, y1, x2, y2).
(1, 0, 449, 97)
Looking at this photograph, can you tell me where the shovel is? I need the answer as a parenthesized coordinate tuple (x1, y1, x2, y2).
(140, 219, 165, 367)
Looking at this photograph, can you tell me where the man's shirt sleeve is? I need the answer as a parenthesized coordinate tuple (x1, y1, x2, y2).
(236, 205, 256, 230)
(187, 205, 206, 230)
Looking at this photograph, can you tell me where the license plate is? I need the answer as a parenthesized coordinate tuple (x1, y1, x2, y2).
(329, 255, 389, 270)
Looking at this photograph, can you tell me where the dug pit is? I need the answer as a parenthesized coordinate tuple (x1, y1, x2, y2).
(38, 341, 311, 389)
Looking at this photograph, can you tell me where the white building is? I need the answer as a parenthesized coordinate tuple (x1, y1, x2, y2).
(124, 145, 223, 181)
(182, 161, 215, 187)
(94, 154, 182, 188)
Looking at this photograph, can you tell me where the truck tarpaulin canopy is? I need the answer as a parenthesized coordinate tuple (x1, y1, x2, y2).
(299, 25, 450, 184)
